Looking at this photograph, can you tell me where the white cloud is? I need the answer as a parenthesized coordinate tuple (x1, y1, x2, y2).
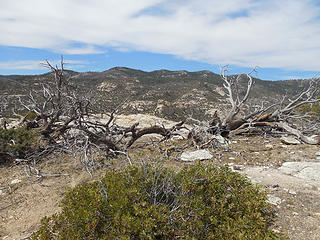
(0, 0, 320, 71)
(61, 46, 105, 55)
(0, 60, 42, 70)
(0, 60, 88, 70)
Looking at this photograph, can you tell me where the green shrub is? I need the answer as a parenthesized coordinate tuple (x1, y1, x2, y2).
(21, 111, 39, 121)
(298, 94, 320, 119)
(0, 127, 38, 159)
(32, 164, 286, 240)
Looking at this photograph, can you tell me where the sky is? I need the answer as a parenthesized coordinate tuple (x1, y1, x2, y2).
(1, 0, 320, 80)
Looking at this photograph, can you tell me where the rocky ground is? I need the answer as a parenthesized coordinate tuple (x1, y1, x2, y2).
(242, 165, 320, 240)
(0, 114, 319, 240)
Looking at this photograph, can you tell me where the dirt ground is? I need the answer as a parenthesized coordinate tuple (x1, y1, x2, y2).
(0, 158, 106, 240)
(0, 135, 319, 240)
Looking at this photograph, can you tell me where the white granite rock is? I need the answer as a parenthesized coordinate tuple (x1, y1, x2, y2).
(279, 162, 320, 181)
(267, 194, 281, 205)
(180, 149, 213, 162)
(10, 179, 22, 184)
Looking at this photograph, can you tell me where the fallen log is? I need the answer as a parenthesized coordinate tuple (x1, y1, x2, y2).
(277, 121, 319, 145)
(229, 120, 319, 145)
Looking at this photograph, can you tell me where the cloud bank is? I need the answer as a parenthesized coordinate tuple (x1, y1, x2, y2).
(0, 60, 87, 70)
(1, 0, 320, 71)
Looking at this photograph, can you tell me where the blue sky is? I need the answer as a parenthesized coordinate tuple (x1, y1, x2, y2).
(1, 0, 320, 80)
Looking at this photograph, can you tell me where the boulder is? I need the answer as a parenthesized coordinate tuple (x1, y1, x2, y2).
(180, 149, 213, 162)
(267, 194, 281, 205)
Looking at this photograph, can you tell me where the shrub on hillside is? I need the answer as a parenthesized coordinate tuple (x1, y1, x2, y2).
(298, 95, 320, 119)
(21, 111, 39, 121)
(0, 127, 38, 164)
(32, 164, 286, 239)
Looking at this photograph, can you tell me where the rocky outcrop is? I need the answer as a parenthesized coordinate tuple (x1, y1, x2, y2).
(278, 162, 320, 181)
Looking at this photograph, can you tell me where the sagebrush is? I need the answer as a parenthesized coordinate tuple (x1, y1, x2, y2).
(32, 163, 286, 239)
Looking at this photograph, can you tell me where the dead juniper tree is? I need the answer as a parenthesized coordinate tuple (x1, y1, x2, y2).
(211, 66, 320, 144)
(188, 65, 320, 147)
(15, 58, 185, 174)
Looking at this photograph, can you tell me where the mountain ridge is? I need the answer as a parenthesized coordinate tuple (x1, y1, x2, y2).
(0, 66, 308, 82)
(0, 66, 312, 121)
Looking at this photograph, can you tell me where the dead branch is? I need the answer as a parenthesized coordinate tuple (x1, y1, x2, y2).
(24, 165, 69, 179)
(13, 58, 187, 174)
(220, 65, 257, 125)
(205, 67, 320, 145)
(277, 121, 319, 144)
(270, 78, 320, 120)
(0, 201, 22, 211)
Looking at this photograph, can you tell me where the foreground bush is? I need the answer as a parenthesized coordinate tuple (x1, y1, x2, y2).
(32, 164, 286, 239)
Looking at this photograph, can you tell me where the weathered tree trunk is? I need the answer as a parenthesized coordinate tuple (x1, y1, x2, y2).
(277, 122, 319, 145)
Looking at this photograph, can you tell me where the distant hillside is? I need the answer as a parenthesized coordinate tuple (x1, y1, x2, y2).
(0, 67, 311, 120)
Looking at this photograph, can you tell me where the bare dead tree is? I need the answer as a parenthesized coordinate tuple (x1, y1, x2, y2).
(14, 58, 186, 173)
(208, 66, 320, 144)
(220, 66, 257, 125)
